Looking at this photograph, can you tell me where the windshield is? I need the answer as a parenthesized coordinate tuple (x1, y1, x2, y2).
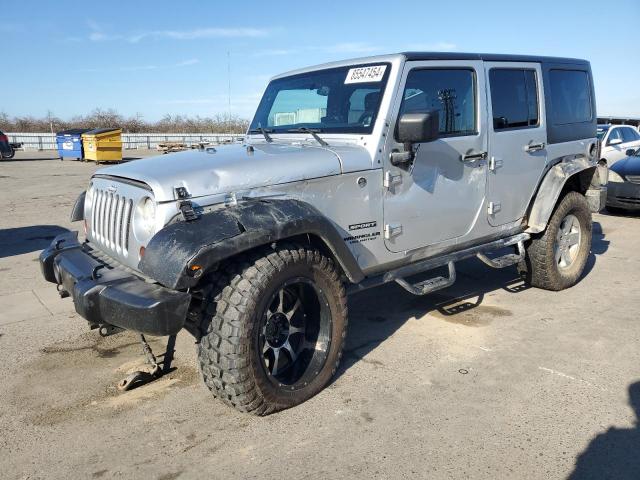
(596, 125, 609, 140)
(249, 64, 390, 134)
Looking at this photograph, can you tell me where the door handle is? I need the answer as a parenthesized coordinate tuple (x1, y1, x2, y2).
(525, 142, 546, 153)
(460, 151, 487, 162)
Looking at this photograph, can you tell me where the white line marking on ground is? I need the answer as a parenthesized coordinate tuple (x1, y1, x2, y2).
(538, 366, 608, 392)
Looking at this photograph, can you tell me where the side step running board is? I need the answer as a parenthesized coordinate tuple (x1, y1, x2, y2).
(476, 241, 525, 268)
(395, 261, 456, 296)
(348, 232, 531, 296)
(394, 239, 523, 296)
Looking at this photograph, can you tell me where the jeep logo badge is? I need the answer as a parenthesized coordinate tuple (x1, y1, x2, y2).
(107, 184, 117, 193)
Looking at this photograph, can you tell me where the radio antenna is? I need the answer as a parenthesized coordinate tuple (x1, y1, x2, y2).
(227, 50, 231, 133)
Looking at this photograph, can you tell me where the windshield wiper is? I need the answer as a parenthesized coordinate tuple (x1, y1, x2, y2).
(287, 127, 329, 147)
(249, 127, 273, 143)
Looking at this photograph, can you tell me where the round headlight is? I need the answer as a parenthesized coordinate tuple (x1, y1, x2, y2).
(133, 196, 157, 242)
(608, 171, 625, 183)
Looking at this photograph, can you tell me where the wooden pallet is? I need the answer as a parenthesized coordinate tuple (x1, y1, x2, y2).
(156, 142, 188, 154)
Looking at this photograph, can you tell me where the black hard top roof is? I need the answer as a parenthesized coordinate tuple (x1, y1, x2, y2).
(401, 52, 589, 65)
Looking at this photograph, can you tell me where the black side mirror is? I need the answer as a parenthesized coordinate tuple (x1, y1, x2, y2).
(397, 111, 440, 145)
(626, 148, 638, 156)
(391, 111, 440, 168)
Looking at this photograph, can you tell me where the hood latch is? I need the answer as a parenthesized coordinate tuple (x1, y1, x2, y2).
(174, 187, 198, 221)
(179, 201, 198, 222)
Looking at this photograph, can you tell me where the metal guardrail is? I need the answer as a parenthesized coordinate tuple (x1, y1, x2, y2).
(597, 117, 640, 128)
(6, 132, 245, 150)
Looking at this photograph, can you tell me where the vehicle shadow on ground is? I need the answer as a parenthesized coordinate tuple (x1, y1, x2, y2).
(337, 224, 609, 380)
(568, 381, 640, 479)
(591, 221, 610, 256)
(0, 225, 70, 258)
(1, 155, 63, 162)
(599, 208, 640, 218)
(337, 257, 528, 379)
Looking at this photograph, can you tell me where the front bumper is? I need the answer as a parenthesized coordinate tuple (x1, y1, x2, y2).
(606, 182, 640, 210)
(39, 232, 191, 336)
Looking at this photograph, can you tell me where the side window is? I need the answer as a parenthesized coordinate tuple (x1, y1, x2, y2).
(548, 69, 592, 125)
(621, 127, 640, 143)
(398, 68, 476, 136)
(607, 128, 623, 145)
(489, 69, 539, 130)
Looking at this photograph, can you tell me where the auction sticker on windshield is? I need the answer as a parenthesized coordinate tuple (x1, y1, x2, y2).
(345, 65, 387, 84)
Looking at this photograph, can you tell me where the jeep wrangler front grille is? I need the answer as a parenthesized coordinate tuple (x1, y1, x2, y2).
(91, 188, 133, 256)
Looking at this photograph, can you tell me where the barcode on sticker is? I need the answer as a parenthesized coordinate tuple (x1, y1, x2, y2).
(345, 65, 387, 84)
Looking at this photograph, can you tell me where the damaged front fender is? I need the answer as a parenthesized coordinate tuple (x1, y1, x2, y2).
(138, 199, 364, 289)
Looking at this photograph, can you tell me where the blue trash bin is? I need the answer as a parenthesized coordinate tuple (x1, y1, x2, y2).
(56, 129, 91, 161)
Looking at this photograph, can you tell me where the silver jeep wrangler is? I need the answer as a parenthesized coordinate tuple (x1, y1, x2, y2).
(40, 52, 606, 414)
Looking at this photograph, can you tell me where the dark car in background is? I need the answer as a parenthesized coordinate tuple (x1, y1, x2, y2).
(0, 130, 15, 159)
(607, 147, 640, 213)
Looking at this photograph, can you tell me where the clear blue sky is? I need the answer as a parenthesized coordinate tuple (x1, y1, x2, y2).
(2, 0, 639, 121)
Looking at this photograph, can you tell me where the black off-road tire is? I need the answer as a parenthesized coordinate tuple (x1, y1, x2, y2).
(519, 191, 592, 291)
(197, 244, 348, 415)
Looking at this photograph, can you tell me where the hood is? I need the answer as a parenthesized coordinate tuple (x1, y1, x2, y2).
(611, 154, 640, 177)
(94, 142, 371, 202)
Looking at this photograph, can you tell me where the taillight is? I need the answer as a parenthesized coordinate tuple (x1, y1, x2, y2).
(0, 134, 7, 143)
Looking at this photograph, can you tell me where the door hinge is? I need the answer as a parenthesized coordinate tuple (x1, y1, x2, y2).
(488, 156, 503, 172)
(488, 201, 502, 215)
(383, 171, 402, 189)
(384, 223, 403, 239)
(389, 150, 414, 167)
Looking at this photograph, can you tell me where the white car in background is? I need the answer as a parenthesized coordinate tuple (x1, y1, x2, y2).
(597, 124, 640, 165)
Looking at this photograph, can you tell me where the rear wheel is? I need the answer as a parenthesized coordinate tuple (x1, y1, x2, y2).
(197, 244, 347, 415)
(519, 191, 592, 291)
(2, 148, 15, 159)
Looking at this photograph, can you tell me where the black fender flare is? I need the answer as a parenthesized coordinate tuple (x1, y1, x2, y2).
(70, 191, 86, 222)
(139, 199, 364, 290)
(525, 154, 602, 233)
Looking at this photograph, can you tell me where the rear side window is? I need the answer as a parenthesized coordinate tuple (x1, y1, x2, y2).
(399, 68, 477, 136)
(489, 69, 539, 130)
(549, 70, 592, 125)
(621, 127, 640, 143)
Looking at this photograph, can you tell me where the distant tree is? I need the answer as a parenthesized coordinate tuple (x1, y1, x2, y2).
(0, 109, 250, 134)
(122, 113, 146, 133)
(0, 112, 13, 130)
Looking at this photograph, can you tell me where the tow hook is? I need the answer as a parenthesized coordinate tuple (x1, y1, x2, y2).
(117, 333, 176, 392)
(98, 324, 123, 337)
(56, 283, 69, 299)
